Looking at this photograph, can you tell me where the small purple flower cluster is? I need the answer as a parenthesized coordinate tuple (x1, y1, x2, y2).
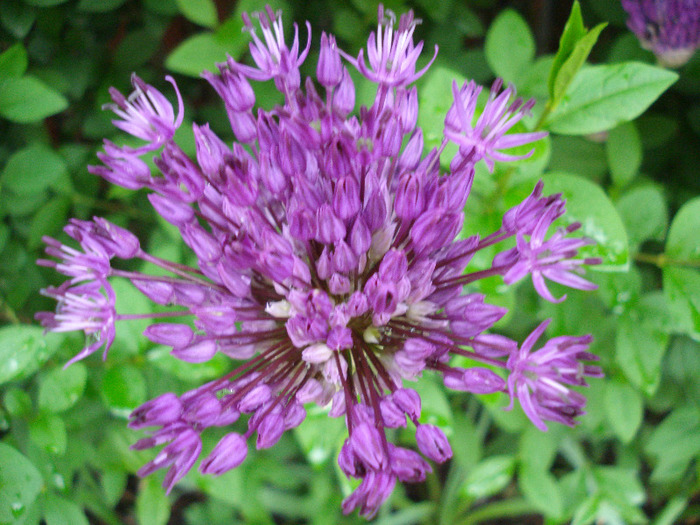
(621, 0, 700, 67)
(38, 6, 602, 518)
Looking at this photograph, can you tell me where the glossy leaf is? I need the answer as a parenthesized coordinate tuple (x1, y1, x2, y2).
(543, 172, 630, 270)
(0, 443, 43, 523)
(546, 62, 678, 135)
(38, 363, 88, 413)
(0, 325, 60, 385)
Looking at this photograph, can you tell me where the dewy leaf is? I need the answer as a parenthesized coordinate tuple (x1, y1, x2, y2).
(606, 122, 642, 187)
(484, 9, 535, 82)
(176, 0, 218, 28)
(294, 406, 347, 466)
(0, 42, 27, 77)
(543, 172, 630, 270)
(38, 363, 88, 413)
(548, 1, 586, 98)
(1, 143, 68, 196)
(615, 299, 669, 395)
(663, 197, 700, 337)
(29, 413, 67, 455)
(0, 75, 68, 123)
(604, 379, 643, 443)
(0, 325, 60, 385)
(545, 62, 678, 135)
(0, 443, 43, 523)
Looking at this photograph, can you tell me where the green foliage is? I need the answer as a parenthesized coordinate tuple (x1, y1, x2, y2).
(0, 1, 697, 524)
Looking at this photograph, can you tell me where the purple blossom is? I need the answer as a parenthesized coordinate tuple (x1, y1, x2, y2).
(621, 0, 700, 67)
(445, 79, 548, 172)
(506, 320, 603, 431)
(37, 4, 601, 519)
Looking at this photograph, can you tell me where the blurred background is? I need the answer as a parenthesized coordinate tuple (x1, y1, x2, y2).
(0, 0, 699, 523)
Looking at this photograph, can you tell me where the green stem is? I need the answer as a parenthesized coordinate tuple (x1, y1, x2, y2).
(635, 252, 700, 268)
(0, 296, 19, 324)
(71, 193, 153, 221)
(456, 498, 539, 525)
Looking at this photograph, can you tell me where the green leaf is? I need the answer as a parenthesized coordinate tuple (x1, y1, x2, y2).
(136, 476, 170, 525)
(176, 0, 218, 28)
(604, 379, 643, 443)
(663, 198, 700, 335)
(545, 62, 678, 135)
(43, 493, 89, 525)
(147, 345, 230, 383)
(22, 0, 69, 5)
(166, 31, 246, 77)
(77, 0, 128, 11)
(28, 196, 71, 249)
(543, 172, 630, 270)
(0, 0, 36, 39)
(548, 1, 586, 98)
(606, 122, 642, 187)
(615, 297, 669, 395)
(101, 365, 147, 414)
(518, 464, 563, 519)
(518, 425, 560, 471)
(645, 407, 700, 482)
(593, 466, 645, 508)
(0, 75, 68, 123)
(461, 455, 516, 500)
(550, 22, 607, 110)
(1, 143, 68, 197)
(294, 407, 346, 466)
(0, 325, 60, 385)
(616, 184, 667, 250)
(484, 9, 535, 82)
(665, 196, 700, 261)
(0, 42, 27, 77)
(663, 267, 700, 338)
(417, 66, 465, 159)
(38, 363, 88, 413)
(3, 387, 32, 417)
(29, 413, 67, 455)
(0, 443, 43, 523)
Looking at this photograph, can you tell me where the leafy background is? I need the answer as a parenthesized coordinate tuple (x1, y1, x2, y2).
(0, 0, 699, 523)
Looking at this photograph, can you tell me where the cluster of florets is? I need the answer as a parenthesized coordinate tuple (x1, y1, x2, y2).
(37, 5, 602, 518)
(621, 0, 700, 67)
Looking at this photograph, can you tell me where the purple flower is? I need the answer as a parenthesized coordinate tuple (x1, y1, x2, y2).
(621, 0, 700, 67)
(506, 320, 603, 431)
(445, 79, 548, 172)
(37, 4, 601, 518)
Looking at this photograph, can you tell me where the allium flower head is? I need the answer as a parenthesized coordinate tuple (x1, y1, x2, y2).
(38, 5, 601, 519)
(621, 0, 700, 67)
